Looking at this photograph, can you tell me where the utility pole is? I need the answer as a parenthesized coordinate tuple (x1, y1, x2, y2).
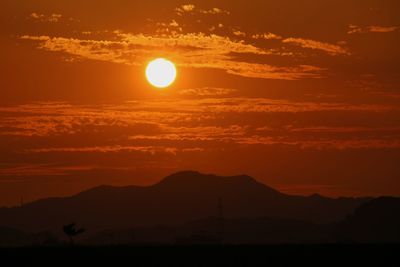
(218, 197, 224, 243)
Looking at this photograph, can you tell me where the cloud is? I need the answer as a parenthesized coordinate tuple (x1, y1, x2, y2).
(128, 124, 247, 142)
(288, 126, 400, 134)
(178, 87, 237, 97)
(368, 26, 398, 33)
(1, 101, 398, 150)
(169, 20, 179, 27)
(0, 99, 398, 187)
(29, 13, 44, 19)
(251, 33, 282, 40)
(224, 63, 324, 80)
(233, 30, 246, 37)
(25, 145, 203, 155)
(181, 4, 195, 12)
(20, 32, 324, 80)
(154, 20, 183, 34)
(348, 25, 398, 34)
(238, 137, 400, 150)
(29, 13, 63, 23)
(176, 4, 230, 16)
(200, 7, 230, 15)
(0, 164, 95, 177)
(228, 31, 348, 56)
(175, 4, 196, 15)
(282, 38, 350, 55)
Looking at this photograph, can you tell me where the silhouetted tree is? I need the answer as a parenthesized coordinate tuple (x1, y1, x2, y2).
(63, 223, 85, 245)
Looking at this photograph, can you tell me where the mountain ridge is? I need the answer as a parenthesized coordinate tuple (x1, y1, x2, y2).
(41, 171, 363, 202)
(0, 171, 370, 235)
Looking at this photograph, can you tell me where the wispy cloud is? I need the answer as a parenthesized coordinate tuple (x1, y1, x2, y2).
(0, 164, 95, 176)
(233, 31, 348, 56)
(238, 137, 400, 150)
(251, 32, 282, 40)
(20, 32, 324, 80)
(1, 101, 399, 152)
(175, 4, 196, 15)
(200, 7, 230, 15)
(282, 38, 350, 55)
(1, 99, 395, 137)
(26, 145, 203, 155)
(29, 13, 63, 23)
(348, 25, 398, 34)
(178, 87, 237, 97)
(175, 4, 230, 16)
(233, 30, 246, 37)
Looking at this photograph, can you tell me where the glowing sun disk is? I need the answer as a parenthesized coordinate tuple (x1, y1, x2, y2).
(145, 58, 177, 88)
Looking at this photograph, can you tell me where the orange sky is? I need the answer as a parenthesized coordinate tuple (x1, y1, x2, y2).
(0, 0, 400, 206)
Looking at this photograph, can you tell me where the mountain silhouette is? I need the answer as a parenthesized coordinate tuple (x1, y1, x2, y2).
(334, 197, 400, 243)
(0, 171, 368, 236)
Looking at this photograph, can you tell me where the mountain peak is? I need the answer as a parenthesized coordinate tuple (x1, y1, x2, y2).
(165, 170, 204, 179)
(156, 170, 218, 187)
(154, 170, 279, 194)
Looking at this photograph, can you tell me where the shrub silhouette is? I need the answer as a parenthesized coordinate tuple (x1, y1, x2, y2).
(63, 223, 85, 245)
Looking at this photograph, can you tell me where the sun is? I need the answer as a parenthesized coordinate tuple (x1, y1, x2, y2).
(145, 58, 177, 88)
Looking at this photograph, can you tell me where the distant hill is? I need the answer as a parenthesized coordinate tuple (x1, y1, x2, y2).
(0, 171, 368, 237)
(334, 197, 400, 243)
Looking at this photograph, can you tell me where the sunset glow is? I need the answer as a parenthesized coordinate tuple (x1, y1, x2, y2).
(0, 0, 399, 208)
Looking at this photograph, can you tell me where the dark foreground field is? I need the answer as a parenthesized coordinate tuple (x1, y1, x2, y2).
(1, 244, 399, 266)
